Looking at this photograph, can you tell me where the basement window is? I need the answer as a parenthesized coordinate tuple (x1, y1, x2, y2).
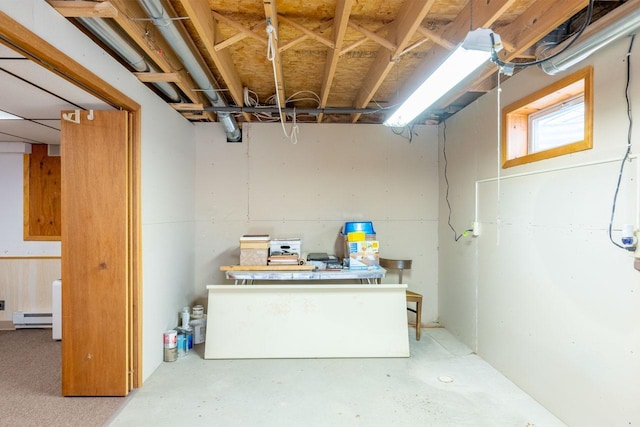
(502, 66, 593, 168)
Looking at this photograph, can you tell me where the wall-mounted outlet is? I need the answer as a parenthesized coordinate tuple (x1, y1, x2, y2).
(472, 222, 480, 237)
(0, 300, 4, 310)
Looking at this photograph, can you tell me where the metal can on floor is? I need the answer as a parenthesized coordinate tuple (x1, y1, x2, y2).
(163, 329, 178, 362)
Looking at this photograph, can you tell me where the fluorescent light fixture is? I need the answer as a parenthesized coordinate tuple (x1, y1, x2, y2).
(0, 110, 23, 120)
(384, 28, 501, 127)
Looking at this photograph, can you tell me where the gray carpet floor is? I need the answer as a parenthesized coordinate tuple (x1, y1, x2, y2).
(0, 328, 128, 427)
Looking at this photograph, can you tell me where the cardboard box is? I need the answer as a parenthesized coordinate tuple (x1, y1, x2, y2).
(342, 233, 376, 260)
(240, 248, 268, 266)
(269, 238, 301, 255)
(347, 240, 379, 269)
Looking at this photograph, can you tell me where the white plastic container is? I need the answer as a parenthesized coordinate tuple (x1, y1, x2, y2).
(190, 316, 207, 344)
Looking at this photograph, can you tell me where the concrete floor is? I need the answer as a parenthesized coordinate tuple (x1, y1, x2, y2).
(108, 328, 565, 427)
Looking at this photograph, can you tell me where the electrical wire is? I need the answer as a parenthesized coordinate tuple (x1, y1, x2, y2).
(390, 123, 416, 142)
(490, 0, 595, 70)
(496, 65, 502, 246)
(608, 34, 636, 250)
(443, 120, 473, 241)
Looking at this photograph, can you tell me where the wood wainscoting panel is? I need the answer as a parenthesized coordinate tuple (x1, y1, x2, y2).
(0, 257, 61, 323)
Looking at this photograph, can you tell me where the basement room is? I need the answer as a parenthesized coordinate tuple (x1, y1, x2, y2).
(0, 1, 638, 426)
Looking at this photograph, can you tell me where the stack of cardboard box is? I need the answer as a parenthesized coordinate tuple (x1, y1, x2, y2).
(239, 234, 269, 266)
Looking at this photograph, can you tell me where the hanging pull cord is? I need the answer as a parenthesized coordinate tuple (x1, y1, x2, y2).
(266, 22, 299, 144)
(266, 23, 276, 61)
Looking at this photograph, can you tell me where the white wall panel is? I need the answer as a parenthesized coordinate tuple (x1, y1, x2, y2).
(438, 34, 640, 426)
(195, 123, 440, 323)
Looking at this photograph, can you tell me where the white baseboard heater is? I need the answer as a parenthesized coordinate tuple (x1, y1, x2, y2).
(12, 311, 53, 329)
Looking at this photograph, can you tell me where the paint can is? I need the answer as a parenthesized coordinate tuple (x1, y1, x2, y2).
(192, 305, 204, 319)
(163, 329, 178, 362)
(190, 316, 206, 344)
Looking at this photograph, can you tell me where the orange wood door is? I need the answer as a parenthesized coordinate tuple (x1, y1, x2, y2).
(61, 110, 130, 396)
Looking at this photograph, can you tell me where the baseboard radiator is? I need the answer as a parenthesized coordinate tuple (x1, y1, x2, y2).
(12, 311, 53, 329)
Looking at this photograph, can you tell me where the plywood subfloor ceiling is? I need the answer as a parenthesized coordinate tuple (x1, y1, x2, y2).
(49, 0, 623, 127)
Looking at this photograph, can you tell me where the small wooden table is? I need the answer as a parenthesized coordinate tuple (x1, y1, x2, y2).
(220, 265, 386, 285)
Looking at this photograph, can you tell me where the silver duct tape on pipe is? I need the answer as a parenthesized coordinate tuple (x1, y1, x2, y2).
(540, 4, 640, 75)
(138, 0, 241, 141)
(77, 17, 181, 102)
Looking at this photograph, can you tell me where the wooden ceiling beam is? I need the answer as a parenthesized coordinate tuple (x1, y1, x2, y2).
(351, 0, 437, 123)
(215, 32, 247, 51)
(171, 103, 204, 111)
(264, 0, 287, 124)
(105, 0, 208, 107)
(48, 1, 118, 18)
(212, 11, 267, 45)
(416, 26, 454, 51)
(278, 15, 334, 49)
(177, 0, 250, 121)
(497, 0, 589, 57)
(347, 21, 396, 52)
(340, 23, 392, 56)
(134, 72, 180, 83)
(318, 0, 353, 123)
(279, 20, 334, 53)
(214, 21, 267, 51)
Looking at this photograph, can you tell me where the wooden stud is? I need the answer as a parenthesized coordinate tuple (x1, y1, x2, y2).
(178, 0, 250, 121)
(134, 72, 181, 83)
(318, 0, 353, 123)
(263, 0, 287, 124)
(48, 1, 118, 18)
(352, 0, 437, 122)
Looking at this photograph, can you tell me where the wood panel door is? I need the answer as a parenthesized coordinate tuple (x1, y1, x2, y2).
(61, 110, 131, 396)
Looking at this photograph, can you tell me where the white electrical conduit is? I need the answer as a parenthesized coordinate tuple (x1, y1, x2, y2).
(137, 0, 241, 142)
(474, 154, 640, 233)
(77, 17, 181, 103)
(472, 155, 639, 352)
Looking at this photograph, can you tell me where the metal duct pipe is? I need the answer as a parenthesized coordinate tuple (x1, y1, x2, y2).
(137, 0, 241, 141)
(540, 2, 640, 75)
(77, 17, 181, 102)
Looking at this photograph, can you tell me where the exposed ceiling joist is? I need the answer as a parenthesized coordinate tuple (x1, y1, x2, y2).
(263, 0, 287, 124)
(48, 0, 118, 18)
(176, 0, 251, 121)
(9, 0, 624, 134)
(351, 0, 437, 122)
(318, 0, 353, 123)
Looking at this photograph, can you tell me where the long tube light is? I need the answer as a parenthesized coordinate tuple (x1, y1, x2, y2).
(384, 28, 501, 127)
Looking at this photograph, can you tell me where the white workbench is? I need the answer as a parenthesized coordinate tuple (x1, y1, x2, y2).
(204, 283, 409, 359)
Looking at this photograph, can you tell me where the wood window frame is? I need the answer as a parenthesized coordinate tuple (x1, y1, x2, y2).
(502, 66, 594, 168)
